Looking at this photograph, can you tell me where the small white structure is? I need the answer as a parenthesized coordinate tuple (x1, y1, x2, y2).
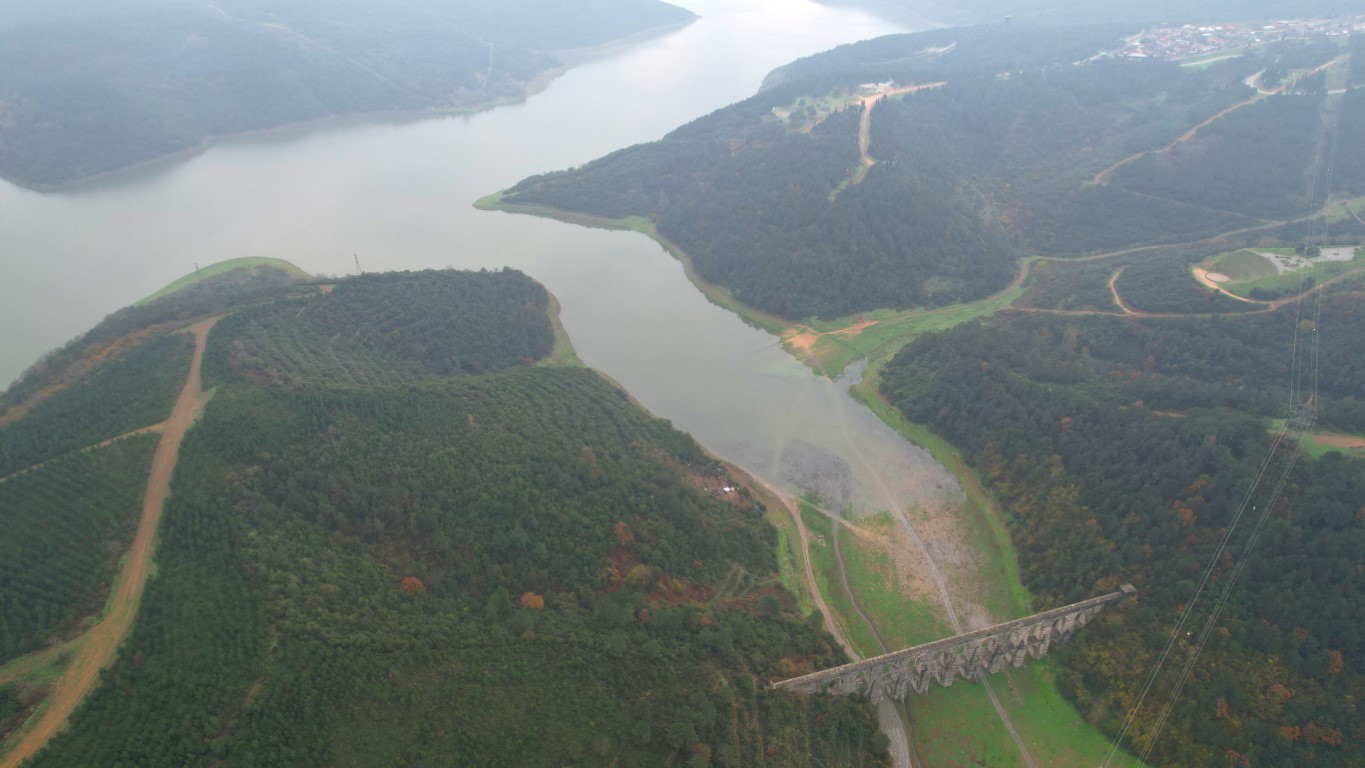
(858, 81, 896, 94)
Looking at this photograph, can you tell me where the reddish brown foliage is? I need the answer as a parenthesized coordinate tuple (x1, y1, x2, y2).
(1327, 650, 1344, 675)
(400, 576, 425, 594)
(520, 592, 545, 610)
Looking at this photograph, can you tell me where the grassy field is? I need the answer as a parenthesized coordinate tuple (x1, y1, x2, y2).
(1303, 433, 1365, 460)
(765, 496, 817, 618)
(772, 89, 861, 130)
(838, 512, 951, 646)
(1222, 250, 1362, 298)
(801, 502, 883, 656)
(135, 257, 308, 306)
(785, 280, 1026, 378)
(1270, 419, 1365, 460)
(1202, 249, 1278, 282)
(537, 293, 584, 368)
(1326, 195, 1365, 224)
(828, 492, 1131, 765)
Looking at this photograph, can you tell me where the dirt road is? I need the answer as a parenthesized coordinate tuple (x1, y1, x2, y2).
(0, 318, 217, 768)
(1090, 55, 1347, 186)
(1107, 268, 1137, 314)
(858, 83, 947, 170)
(761, 484, 917, 768)
(819, 376, 1036, 768)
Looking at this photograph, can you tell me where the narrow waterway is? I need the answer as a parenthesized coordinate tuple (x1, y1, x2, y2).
(0, 0, 963, 517)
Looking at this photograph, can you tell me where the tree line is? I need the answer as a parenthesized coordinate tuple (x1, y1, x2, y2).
(880, 281, 1365, 765)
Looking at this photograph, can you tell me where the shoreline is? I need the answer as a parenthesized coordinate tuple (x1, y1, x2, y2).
(0, 18, 698, 194)
(474, 194, 795, 335)
(2, 99, 537, 195)
(479, 188, 1037, 623)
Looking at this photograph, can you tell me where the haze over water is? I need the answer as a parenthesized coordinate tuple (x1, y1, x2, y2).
(0, 0, 959, 513)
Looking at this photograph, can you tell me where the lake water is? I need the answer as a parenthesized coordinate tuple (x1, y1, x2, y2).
(0, 0, 959, 514)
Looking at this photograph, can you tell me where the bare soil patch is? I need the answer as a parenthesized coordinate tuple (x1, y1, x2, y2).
(783, 328, 820, 356)
(1314, 434, 1365, 449)
(830, 318, 879, 337)
(1192, 266, 1259, 303)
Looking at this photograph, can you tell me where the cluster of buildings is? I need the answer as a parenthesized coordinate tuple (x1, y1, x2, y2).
(1117, 16, 1365, 61)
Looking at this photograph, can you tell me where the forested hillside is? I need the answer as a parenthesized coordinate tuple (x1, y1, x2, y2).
(879, 281, 1365, 766)
(0, 437, 157, 663)
(8, 269, 884, 767)
(818, 0, 1360, 27)
(501, 27, 1358, 320)
(0, 333, 191, 476)
(207, 269, 555, 386)
(0, 259, 302, 415)
(0, 0, 694, 186)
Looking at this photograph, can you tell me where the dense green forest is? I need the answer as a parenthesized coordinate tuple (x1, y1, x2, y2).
(16, 269, 883, 766)
(879, 280, 1365, 765)
(502, 27, 1357, 320)
(207, 269, 554, 387)
(0, 261, 302, 418)
(0, 437, 156, 663)
(0, 333, 191, 476)
(0, 0, 693, 186)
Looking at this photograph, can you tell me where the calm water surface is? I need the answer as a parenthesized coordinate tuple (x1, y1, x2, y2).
(0, 0, 959, 513)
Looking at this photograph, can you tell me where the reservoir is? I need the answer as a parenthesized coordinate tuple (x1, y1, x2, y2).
(0, 0, 960, 522)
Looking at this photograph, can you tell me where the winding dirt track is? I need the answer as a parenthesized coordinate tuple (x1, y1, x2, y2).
(0, 318, 217, 768)
(1021, 262, 1365, 322)
(1090, 55, 1347, 186)
(763, 485, 916, 768)
(1107, 268, 1136, 314)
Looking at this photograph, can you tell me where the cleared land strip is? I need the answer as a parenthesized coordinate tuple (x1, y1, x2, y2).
(1029, 262, 1365, 322)
(0, 423, 168, 487)
(0, 317, 218, 768)
(858, 82, 947, 170)
(1090, 55, 1347, 186)
(1108, 268, 1137, 314)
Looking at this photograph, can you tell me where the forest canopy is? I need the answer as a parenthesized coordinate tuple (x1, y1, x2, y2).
(503, 27, 1360, 320)
(8, 268, 885, 766)
(0, 0, 694, 186)
(879, 281, 1365, 766)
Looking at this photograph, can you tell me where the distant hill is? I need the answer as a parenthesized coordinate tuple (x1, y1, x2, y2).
(0, 265, 884, 766)
(499, 26, 1361, 320)
(818, 0, 1363, 27)
(0, 0, 694, 187)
